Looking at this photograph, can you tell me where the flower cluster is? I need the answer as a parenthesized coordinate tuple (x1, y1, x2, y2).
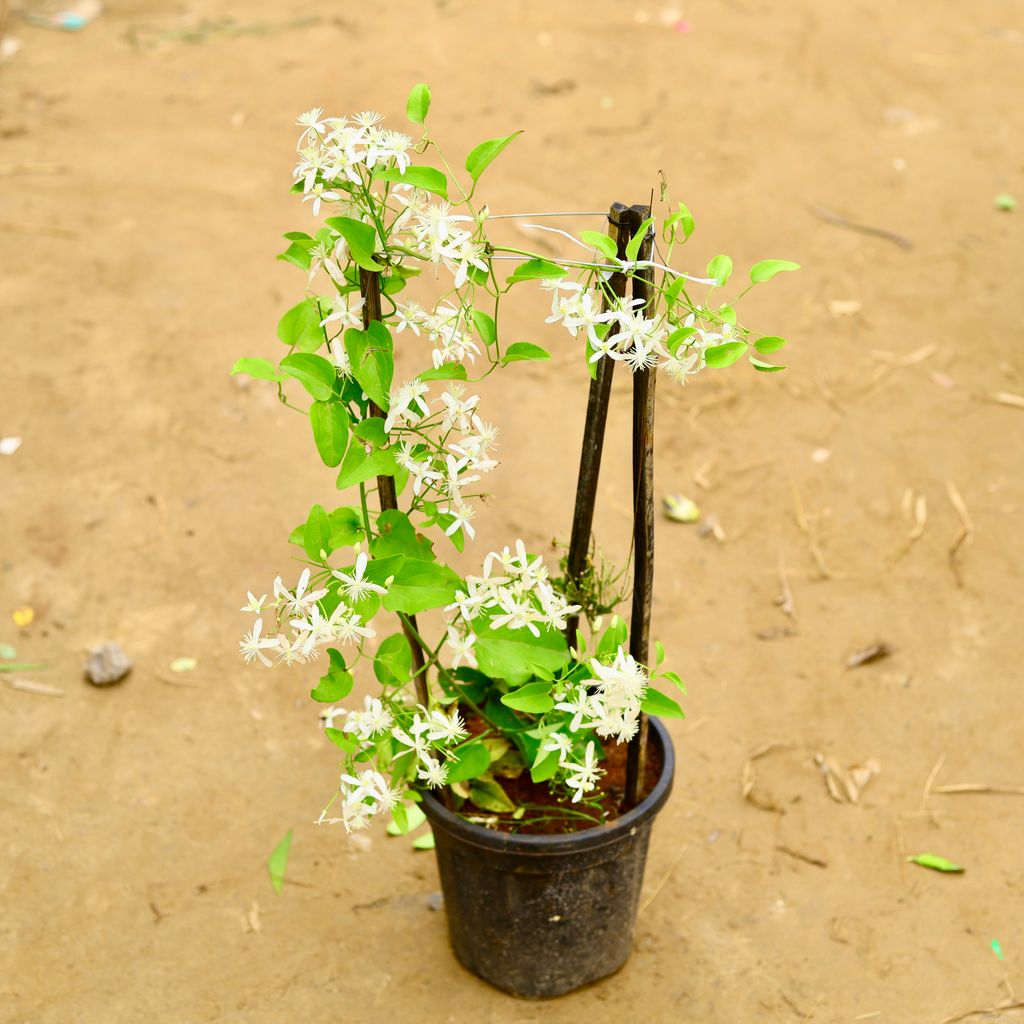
(238, 567, 377, 668)
(389, 382, 499, 541)
(539, 735, 603, 803)
(294, 107, 412, 215)
(444, 541, 582, 668)
(553, 647, 649, 744)
(545, 278, 738, 384)
(317, 701, 467, 831)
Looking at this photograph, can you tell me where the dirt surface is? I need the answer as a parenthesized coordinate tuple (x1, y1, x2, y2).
(2, 1, 1023, 1021)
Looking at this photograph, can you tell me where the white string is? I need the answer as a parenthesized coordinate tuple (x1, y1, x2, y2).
(492, 221, 720, 286)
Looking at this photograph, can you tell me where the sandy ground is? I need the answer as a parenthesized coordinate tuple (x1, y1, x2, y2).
(2, 1, 1023, 1021)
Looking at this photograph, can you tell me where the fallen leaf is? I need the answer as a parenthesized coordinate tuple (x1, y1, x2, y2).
(907, 853, 964, 873)
(12, 607, 34, 627)
(828, 299, 862, 318)
(169, 656, 197, 673)
(268, 829, 293, 894)
(663, 494, 701, 523)
(846, 642, 893, 668)
(0, 436, 22, 455)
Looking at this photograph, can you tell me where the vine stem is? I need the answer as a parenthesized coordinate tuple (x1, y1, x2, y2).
(564, 202, 631, 643)
(358, 267, 429, 708)
(624, 205, 656, 809)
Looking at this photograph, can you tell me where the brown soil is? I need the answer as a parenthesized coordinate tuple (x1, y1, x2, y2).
(2, 2, 1023, 1022)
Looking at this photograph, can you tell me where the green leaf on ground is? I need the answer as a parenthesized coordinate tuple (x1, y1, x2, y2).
(268, 829, 293, 894)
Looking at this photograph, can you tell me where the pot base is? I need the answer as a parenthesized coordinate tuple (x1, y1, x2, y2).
(422, 717, 675, 999)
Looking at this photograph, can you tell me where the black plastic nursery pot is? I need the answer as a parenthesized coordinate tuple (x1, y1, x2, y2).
(421, 716, 675, 999)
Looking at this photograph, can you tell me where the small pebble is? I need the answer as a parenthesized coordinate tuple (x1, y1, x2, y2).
(425, 892, 444, 912)
(85, 643, 132, 686)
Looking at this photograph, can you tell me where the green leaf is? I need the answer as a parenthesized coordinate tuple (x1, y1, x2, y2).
(412, 832, 436, 850)
(596, 616, 628, 660)
(353, 416, 387, 449)
(277, 299, 326, 353)
(324, 727, 358, 753)
(641, 687, 685, 719)
(370, 509, 434, 560)
(280, 353, 336, 400)
(476, 625, 570, 685)
(310, 649, 354, 702)
(754, 335, 788, 354)
(750, 259, 800, 284)
(382, 559, 462, 614)
(664, 202, 695, 242)
(309, 401, 349, 467)
(344, 322, 393, 411)
(268, 829, 293, 894)
(625, 217, 654, 263)
(501, 342, 550, 364)
(406, 83, 431, 124)
(580, 230, 618, 260)
(716, 305, 737, 326)
(500, 681, 555, 714)
(325, 216, 383, 271)
(418, 362, 467, 382)
(530, 750, 561, 783)
(231, 357, 282, 382)
(329, 506, 364, 547)
(661, 669, 687, 694)
(655, 641, 666, 666)
(706, 254, 733, 287)
(506, 258, 566, 284)
(465, 131, 522, 183)
(470, 309, 497, 346)
(446, 742, 492, 784)
(750, 357, 785, 372)
(665, 326, 697, 356)
(336, 443, 399, 489)
(374, 632, 413, 685)
(303, 503, 332, 560)
(907, 854, 964, 874)
(374, 164, 447, 199)
(704, 342, 747, 369)
(387, 802, 427, 836)
(468, 777, 516, 813)
(277, 241, 313, 271)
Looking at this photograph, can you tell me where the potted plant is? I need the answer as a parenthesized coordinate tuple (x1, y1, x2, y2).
(235, 85, 797, 998)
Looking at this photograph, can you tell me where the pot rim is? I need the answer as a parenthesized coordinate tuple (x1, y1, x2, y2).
(420, 715, 676, 855)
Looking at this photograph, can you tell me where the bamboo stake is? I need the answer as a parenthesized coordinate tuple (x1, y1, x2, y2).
(564, 202, 631, 643)
(359, 268, 429, 708)
(624, 204, 656, 808)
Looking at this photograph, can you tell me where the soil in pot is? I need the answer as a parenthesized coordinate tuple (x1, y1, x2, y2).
(457, 712, 663, 834)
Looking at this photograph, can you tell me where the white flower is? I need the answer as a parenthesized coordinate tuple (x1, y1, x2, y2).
(384, 380, 431, 434)
(417, 756, 449, 788)
(441, 499, 477, 540)
(554, 685, 595, 732)
(541, 731, 574, 763)
(240, 591, 267, 614)
(320, 293, 365, 330)
(332, 552, 387, 601)
(394, 300, 424, 335)
(343, 695, 393, 740)
(438, 386, 480, 433)
(239, 618, 279, 667)
(564, 742, 602, 802)
(330, 609, 376, 644)
(328, 338, 353, 378)
(275, 568, 328, 617)
(445, 626, 477, 669)
(422, 706, 468, 744)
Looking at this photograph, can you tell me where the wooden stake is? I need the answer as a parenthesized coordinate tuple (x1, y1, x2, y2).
(359, 268, 429, 708)
(564, 202, 631, 643)
(624, 204, 656, 808)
